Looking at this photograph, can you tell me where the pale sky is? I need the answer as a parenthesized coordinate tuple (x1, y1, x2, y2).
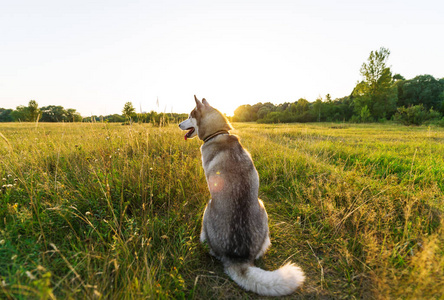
(1, 0, 443, 117)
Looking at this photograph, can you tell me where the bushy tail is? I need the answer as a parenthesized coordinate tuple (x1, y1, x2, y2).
(225, 262, 305, 296)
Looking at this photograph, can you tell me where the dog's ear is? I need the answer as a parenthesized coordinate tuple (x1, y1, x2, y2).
(194, 95, 203, 109)
(202, 98, 210, 107)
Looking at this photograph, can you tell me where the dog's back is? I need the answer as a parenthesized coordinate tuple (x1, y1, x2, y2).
(201, 134, 269, 263)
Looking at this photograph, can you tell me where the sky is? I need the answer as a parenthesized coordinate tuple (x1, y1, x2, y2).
(1, 0, 443, 117)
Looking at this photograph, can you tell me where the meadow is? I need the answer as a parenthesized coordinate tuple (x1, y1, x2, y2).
(0, 122, 443, 299)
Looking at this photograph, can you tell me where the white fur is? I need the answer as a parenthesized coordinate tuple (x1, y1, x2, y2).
(200, 202, 209, 243)
(225, 262, 305, 297)
(255, 235, 271, 259)
(179, 117, 198, 138)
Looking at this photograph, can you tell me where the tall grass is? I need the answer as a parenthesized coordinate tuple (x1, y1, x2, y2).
(0, 122, 443, 299)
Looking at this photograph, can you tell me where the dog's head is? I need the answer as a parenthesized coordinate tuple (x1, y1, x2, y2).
(179, 95, 232, 141)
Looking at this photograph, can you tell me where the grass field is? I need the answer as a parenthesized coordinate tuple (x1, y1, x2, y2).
(0, 122, 443, 299)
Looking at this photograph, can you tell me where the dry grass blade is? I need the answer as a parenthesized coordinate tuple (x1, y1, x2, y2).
(0, 131, 13, 151)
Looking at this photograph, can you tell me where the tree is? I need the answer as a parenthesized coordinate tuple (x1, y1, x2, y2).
(233, 104, 257, 122)
(360, 47, 390, 87)
(393, 74, 405, 81)
(122, 102, 136, 122)
(66, 108, 83, 122)
(352, 47, 397, 120)
(40, 105, 67, 122)
(313, 98, 323, 122)
(372, 68, 397, 120)
(398, 75, 444, 111)
(294, 98, 310, 114)
(107, 114, 125, 123)
(11, 105, 30, 121)
(0, 109, 13, 122)
(10, 100, 41, 122)
(277, 102, 291, 112)
(28, 100, 40, 122)
(257, 103, 275, 120)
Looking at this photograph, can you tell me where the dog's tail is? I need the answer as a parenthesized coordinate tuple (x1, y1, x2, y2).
(225, 261, 305, 296)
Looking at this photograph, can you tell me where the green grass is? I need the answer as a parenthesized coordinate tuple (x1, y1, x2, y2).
(0, 122, 443, 299)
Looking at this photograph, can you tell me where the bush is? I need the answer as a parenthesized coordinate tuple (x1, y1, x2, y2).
(428, 117, 444, 127)
(360, 105, 372, 122)
(350, 115, 360, 123)
(428, 109, 442, 121)
(393, 105, 442, 125)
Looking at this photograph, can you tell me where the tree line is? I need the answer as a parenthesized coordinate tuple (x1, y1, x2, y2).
(0, 101, 188, 125)
(0, 101, 83, 122)
(111, 102, 187, 126)
(2, 47, 442, 126)
(232, 47, 444, 126)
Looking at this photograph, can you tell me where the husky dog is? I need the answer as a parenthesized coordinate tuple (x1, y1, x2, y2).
(179, 95, 305, 296)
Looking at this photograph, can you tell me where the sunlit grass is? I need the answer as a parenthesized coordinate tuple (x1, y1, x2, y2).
(0, 122, 443, 299)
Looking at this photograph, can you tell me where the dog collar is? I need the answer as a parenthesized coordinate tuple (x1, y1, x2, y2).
(203, 130, 229, 143)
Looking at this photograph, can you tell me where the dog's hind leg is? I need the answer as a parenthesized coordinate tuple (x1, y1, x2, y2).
(200, 202, 210, 243)
(255, 199, 271, 259)
(200, 228, 207, 243)
(255, 235, 271, 259)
